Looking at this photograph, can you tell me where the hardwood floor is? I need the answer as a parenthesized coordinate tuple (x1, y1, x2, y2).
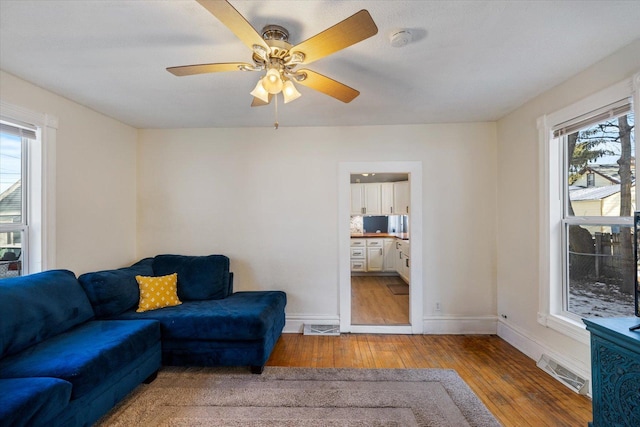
(351, 275, 409, 325)
(267, 334, 592, 427)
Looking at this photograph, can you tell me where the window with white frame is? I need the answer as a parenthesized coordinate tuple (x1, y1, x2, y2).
(539, 73, 639, 337)
(0, 121, 35, 278)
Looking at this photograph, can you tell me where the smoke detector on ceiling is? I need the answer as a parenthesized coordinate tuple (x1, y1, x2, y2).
(389, 29, 412, 47)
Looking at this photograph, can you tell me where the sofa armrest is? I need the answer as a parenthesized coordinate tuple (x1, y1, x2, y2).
(228, 272, 234, 295)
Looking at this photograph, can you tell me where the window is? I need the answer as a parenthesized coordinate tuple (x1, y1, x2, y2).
(0, 100, 57, 277)
(561, 102, 635, 320)
(539, 74, 639, 340)
(0, 121, 35, 278)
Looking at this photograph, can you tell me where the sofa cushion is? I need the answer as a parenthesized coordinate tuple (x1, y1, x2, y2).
(0, 270, 94, 359)
(0, 377, 72, 427)
(78, 258, 154, 318)
(114, 291, 286, 341)
(152, 254, 231, 301)
(0, 320, 160, 400)
(135, 273, 182, 312)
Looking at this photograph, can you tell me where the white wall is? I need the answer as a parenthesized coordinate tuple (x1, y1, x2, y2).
(138, 123, 497, 326)
(496, 40, 640, 375)
(0, 71, 138, 274)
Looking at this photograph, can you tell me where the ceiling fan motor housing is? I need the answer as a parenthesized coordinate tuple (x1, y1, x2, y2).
(261, 25, 289, 42)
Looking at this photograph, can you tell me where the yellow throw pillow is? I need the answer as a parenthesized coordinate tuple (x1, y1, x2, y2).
(135, 273, 182, 313)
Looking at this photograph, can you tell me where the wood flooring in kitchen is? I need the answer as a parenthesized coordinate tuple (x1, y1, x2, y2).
(351, 275, 409, 325)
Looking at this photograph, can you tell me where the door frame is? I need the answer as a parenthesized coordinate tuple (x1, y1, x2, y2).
(338, 161, 423, 334)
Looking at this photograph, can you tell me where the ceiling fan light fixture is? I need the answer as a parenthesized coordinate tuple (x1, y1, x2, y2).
(250, 78, 270, 103)
(263, 68, 284, 94)
(282, 80, 301, 103)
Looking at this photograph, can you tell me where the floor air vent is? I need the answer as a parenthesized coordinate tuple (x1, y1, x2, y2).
(537, 354, 589, 395)
(303, 324, 340, 336)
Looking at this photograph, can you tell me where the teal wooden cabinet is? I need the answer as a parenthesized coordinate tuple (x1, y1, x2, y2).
(583, 317, 640, 427)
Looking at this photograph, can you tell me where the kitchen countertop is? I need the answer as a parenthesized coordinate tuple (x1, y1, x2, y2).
(351, 232, 409, 240)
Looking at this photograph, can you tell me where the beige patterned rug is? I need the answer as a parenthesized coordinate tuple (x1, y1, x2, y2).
(96, 367, 501, 426)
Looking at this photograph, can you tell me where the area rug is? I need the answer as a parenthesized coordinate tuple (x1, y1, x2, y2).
(95, 367, 501, 426)
(387, 283, 410, 295)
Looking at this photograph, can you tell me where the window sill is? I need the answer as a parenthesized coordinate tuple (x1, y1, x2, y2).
(537, 312, 590, 346)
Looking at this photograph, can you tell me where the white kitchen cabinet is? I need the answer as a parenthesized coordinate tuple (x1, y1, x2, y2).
(394, 181, 410, 215)
(383, 238, 395, 271)
(352, 181, 407, 216)
(351, 237, 410, 276)
(365, 238, 383, 249)
(393, 240, 403, 273)
(350, 184, 365, 215)
(365, 239, 384, 272)
(350, 239, 367, 272)
(380, 182, 395, 215)
(350, 238, 366, 248)
(350, 260, 367, 272)
(350, 183, 381, 215)
(396, 240, 410, 283)
(363, 183, 381, 215)
(350, 247, 366, 259)
(366, 247, 383, 271)
(350, 240, 366, 264)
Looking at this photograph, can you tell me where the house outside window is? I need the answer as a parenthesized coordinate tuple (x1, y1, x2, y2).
(539, 73, 639, 340)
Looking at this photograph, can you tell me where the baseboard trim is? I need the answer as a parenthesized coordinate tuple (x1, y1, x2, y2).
(285, 315, 499, 335)
(282, 314, 498, 335)
(422, 315, 498, 334)
(348, 325, 413, 334)
(284, 315, 340, 334)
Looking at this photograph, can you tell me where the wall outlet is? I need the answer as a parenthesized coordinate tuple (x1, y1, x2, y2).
(435, 302, 441, 311)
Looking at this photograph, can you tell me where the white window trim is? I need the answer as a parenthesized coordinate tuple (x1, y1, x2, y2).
(0, 100, 57, 272)
(537, 72, 640, 344)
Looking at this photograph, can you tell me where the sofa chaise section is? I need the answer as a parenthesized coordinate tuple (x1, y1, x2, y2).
(116, 291, 286, 370)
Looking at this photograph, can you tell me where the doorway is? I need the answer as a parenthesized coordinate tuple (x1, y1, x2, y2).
(338, 162, 423, 334)
(350, 172, 409, 326)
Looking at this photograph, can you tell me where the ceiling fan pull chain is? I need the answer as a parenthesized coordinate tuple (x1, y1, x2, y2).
(274, 93, 279, 130)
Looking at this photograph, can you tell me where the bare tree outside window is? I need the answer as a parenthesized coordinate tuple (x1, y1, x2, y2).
(566, 111, 635, 318)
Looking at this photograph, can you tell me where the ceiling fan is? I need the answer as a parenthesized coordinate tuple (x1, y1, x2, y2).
(167, 0, 378, 107)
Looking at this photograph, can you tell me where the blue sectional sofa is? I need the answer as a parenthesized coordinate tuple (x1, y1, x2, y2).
(0, 269, 161, 427)
(0, 255, 287, 427)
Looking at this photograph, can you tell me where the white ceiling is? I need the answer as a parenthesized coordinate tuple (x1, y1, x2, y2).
(1, 0, 639, 129)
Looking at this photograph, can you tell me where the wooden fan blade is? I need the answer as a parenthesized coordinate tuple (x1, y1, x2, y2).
(196, 0, 268, 52)
(251, 95, 273, 107)
(289, 10, 378, 65)
(167, 62, 252, 76)
(295, 69, 359, 103)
